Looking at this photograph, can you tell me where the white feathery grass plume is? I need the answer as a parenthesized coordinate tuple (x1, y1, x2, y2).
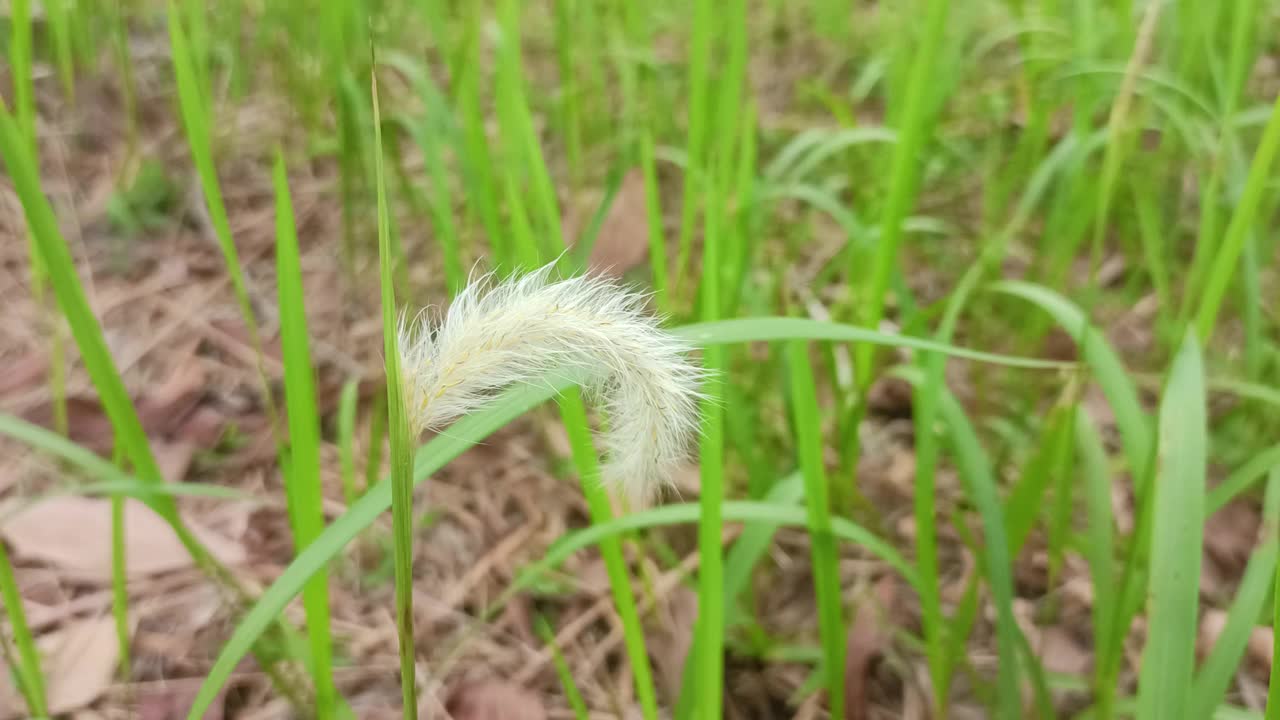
(398, 261, 705, 502)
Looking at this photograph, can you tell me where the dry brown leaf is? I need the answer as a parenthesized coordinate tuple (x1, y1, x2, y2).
(1, 497, 245, 583)
(1034, 626, 1092, 676)
(19, 363, 226, 453)
(584, 170, 651, 276)
(154, 441, 197, 483)
(0, 616, 119, 720)
(0, 353, 46, 397)
(1204, 500, 1261, 581)
(445, 681, 546, 720)
(1200, 607, 1275, 669)
(845, 577, 896, 720)
(135, 681, 228, 720)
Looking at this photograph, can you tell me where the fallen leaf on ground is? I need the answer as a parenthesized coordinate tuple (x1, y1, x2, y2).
(445, 681, 546, 720)
(19, 362, 227, 453)
(1, 496, 245, 583)
(0, 616, 119, 720)
(1203, 499, 1261, 584)
(579, 170, 651, 277)
(134, 681, 228, 720)
(1200, 607, 1275, 668)
(846, 577, 897, 720)
(0, 353, 47, 397)
(154, 441, 197, 483)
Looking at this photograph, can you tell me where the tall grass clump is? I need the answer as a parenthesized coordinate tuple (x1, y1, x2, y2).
(273, 149, 338, 716)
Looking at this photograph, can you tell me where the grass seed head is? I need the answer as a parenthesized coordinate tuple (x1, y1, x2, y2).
(398, 261, 705, 503)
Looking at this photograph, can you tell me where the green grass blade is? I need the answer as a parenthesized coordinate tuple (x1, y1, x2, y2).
(167, 0, 259, 336)
(680, 317, 1072, 369)
(1191, 469, 1280, 718)
(110, 494, 130, 682)
(785, 342, 846, 718)
(674, 0, 714, 295)
(47, 0, 76, 102)
(9, 0, 35, 147)
(454, 12, 506, 267)
(640, 131, 669, 309)
(1195, 92, 1280, 341)
(1005, 403, 1076, 557)
(0, 414, 250, 508)
(338, 379, 360, 505)
(694, 178, 726, 720)
(1136, 330, 1207, 720)
(536, 616, 590, 720)
(557, 391, 659, 720)
(724, 473, 804, 603)
(1206, 444, 1280, 515)
(273, 149, 337, 717)
(0, 542, 46, 716)
(677, 473, 805, 719)
(1077, 411, 1116, 693)
(514, 501, 919, 598)
(856, 0, 951, 384)
(373, 66, 420, 720)
(992, 282, 1153, 481)
(1269, 473, 1280, 720)
(364, 389, 387, 496)
(935, 389, 1021, 719)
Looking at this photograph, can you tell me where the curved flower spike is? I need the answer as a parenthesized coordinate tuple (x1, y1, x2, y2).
(398, 262, 705, 503)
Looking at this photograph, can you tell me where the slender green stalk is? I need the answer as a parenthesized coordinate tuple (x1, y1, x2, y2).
(0, 543, 46, 717)
(112, 0, 141, 164)
(1077, 412, 1116, 700)
(785, 342, 846, 718)
(168, 1, 266, 355)
(496, 0, 564, 256)
(912, 349, 946, 714)
(365, 389, 387, 496)
(1088, 1, 1160, 281)
(47, 0, 77, 102)
(10, 0, 35, 147)
(855, 0, 950, 386)
(454, 5, 506, 267)
(274, 149, 338, 717)
(536, 616, 590, 720)
(373, 66, 420, 720)
(338, 380, 360, 505)
(640, 131, 669, 309)
(1195, 92, 1280, 341)
(937, 389, 1021, 720)
(693, 177, 726, 719)
(111, 493, 131, 682)
(406, 88, 464, 293)
(1269, 473, 1280, 720)
(558, 392, 659, 720)
(674, 0, 714, 297)
(553, 0, 583, 188)
(1182, 0, 1261, 313)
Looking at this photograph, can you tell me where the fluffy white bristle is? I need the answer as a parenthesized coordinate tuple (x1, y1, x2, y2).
(398, 262, 704, 503)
